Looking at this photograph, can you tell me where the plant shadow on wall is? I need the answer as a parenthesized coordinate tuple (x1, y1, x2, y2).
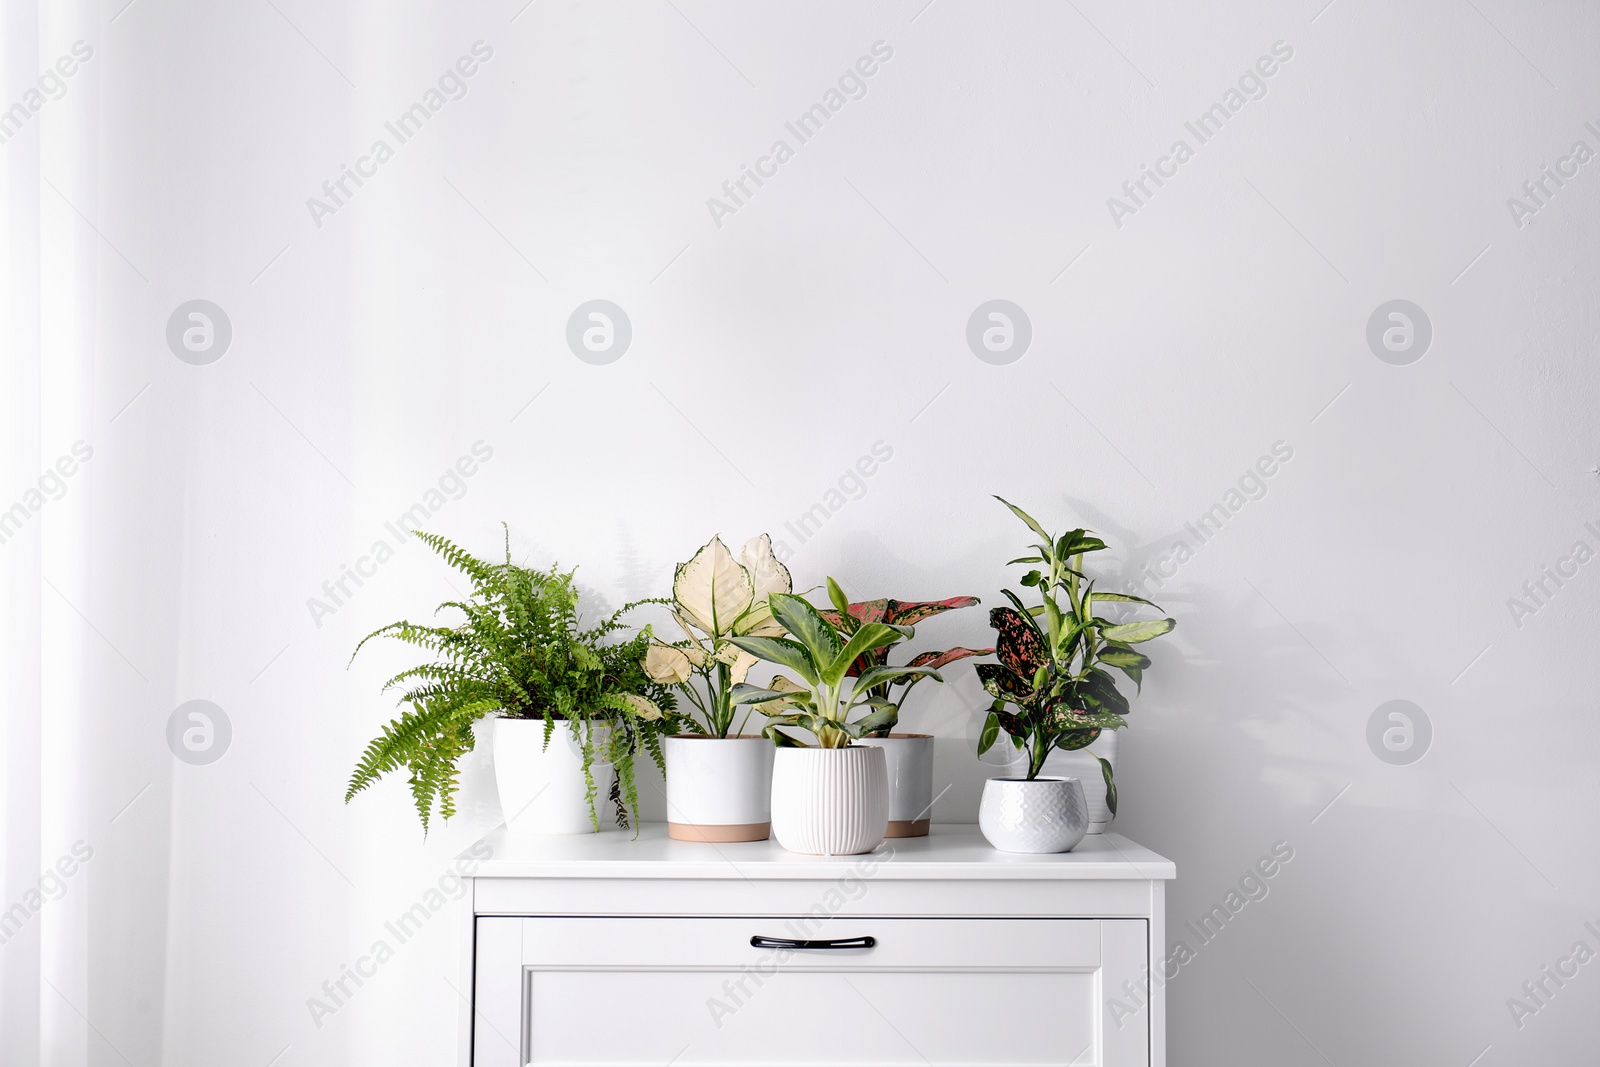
(1117, 577, 1361, 1049)
(344, 525, 677, 834)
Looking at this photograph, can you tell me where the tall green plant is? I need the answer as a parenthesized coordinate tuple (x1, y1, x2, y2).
(730, 579, 943, 747)
(642, 534, 792, 737)
(977, 499, 1176, 812)
(345, 527, 675, 833)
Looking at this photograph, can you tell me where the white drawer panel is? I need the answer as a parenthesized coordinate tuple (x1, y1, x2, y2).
(473, 917, 1149, 1067)
(529, 968, 1092, 1065)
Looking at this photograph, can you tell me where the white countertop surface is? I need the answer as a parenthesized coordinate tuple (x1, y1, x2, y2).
(471, 823, 1175, 881)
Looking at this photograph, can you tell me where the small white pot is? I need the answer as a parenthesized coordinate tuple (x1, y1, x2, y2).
(663, 735, 774, 842)
(492, 717, 611, 835)
(770, 745, 888, 856)
(856, 734, 934, 837)
(978, 776, 1089, 854)
(1042, 730, 1118, 833)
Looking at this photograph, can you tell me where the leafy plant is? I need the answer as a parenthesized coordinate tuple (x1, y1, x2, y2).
(976, 498, 1176, 813)
(641, 534, 792, 737)
(819, 595, 993, 736)
(729, 579, 944, 748)
(345, 527, 676, 834)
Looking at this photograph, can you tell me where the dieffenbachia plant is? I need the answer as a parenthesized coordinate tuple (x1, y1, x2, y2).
(977, 498, 1176, 814)
(819, 596, 993, 736)
(728, 580, 944, 748)
(641, 535, 793, 737)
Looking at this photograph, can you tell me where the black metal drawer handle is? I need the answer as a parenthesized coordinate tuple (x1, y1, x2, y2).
(750, 935, 875, 950)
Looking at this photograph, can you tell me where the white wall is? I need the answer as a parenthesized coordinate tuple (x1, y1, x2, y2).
(64, 0, 1600, 1063)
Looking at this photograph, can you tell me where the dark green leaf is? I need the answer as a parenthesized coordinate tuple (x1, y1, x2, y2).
(767, 593, 844, 665)
(730, 685, 797, 705)
(1054, 727, 1100, 751)
(976, 662, 1033, 702)
(825, 622, 912, 686)
(1055, 530, 1085, 559)
(850, 705, 898, 736)
(727, 635, 820, 684)
(978, 710, 1001, 755)
(763, 724, 808, 746)
(1097, 755, 1117, 817)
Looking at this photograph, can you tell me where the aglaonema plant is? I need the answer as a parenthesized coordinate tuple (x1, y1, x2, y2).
(819, 596, 992, 736)
(729, 579, 944, 747)
(641, 534, 792, 737)
(977, 498, 1176, 816)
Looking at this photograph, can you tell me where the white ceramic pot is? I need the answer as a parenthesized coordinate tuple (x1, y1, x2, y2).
(856, 734, 934, 837)
(978, 776, 1089, 854)
(1042, 730, 1118, 833)
(663, 735, 774, 842)
(770, 745, 888, 856)
(492, 717, 611, 835)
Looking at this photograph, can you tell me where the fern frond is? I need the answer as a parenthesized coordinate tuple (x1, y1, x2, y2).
(414, 529, 500, 586)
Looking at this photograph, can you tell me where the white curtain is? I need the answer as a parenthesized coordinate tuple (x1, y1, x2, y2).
(4, 0, 107, 1062)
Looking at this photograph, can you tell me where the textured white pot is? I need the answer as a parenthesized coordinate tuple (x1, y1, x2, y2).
(493, 718, 611, 835)
(856, 734, 934, 837)
(1041, 730, 1118, 833)
(979, 777, 1089, 854)
(770, 745, 888, 856)
(663, 735, 774, 842)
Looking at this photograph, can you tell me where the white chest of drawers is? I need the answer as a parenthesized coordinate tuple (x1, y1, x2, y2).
(460, 825, 1174, 1067)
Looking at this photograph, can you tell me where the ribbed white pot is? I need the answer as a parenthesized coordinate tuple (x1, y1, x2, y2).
(1041, 730, 1119, 833)
(770, 746, 888, 856)
(979, 776, 1089, 854)
(855, 734, 934, 837)
(663, 736, 774, 842)
(492, 718, 611, 835)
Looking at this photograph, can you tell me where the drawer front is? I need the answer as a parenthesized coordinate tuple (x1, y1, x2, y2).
(474, 916, 1148, 1067)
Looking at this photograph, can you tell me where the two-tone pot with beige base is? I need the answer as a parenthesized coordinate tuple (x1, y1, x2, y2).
(662, 735, 775, 841)
(855, 733, 935, 837)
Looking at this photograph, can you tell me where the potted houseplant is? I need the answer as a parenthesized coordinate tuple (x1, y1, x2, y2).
(730, 580, 943, 855)
(642, 534, 791, 841)
(820, 596, 991, 837)
(976, 499, 1175, 852)
(345, 528, 674, 835)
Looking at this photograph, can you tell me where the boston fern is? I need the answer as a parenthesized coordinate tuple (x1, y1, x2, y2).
(345, 527, 675, 834)
(977, 498, 1176, 812)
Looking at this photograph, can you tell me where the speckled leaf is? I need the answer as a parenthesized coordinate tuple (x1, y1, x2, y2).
(883, 596, 982, 626)
(976, 662, 1033, 703)
(990, 607, 1046, 676)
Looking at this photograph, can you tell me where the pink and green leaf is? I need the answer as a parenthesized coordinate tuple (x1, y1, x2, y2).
(883, 596, 982, 626)
(906, 646, 995, 670)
